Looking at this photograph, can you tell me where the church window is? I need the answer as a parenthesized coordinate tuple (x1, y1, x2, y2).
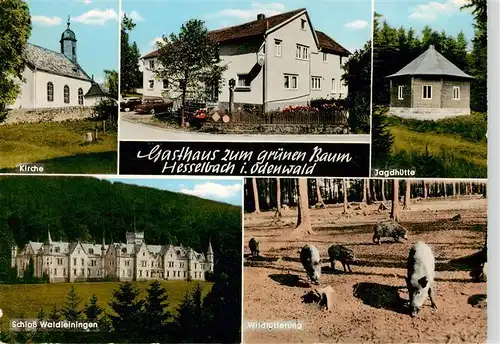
(47, 82, 54, 102)
(64, 85, 70, 103)
(78, 88, 83, 105)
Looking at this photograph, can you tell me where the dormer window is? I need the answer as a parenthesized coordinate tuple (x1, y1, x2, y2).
(301, 19, 306, 30)
(89, 248, 94, 254)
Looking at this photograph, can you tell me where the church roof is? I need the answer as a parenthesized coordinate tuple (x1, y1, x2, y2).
(25, 43, 92, 81)
(84, 82, 106, 97)
(387, 45, 474, 79)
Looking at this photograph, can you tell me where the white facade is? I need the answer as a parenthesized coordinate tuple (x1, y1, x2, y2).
(12, 68, 92, 109)
(11, 231, 214, 283)
(139, 9, 349, 111)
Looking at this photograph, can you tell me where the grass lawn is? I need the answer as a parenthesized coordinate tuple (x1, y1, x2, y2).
(384, 113, 487, 178)
(0, 120, 117, 174)
(0, 280, 213, 331)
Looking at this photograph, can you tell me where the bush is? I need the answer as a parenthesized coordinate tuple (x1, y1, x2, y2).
(92, 98, 118, 128)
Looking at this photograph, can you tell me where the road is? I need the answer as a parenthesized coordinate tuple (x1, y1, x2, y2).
(119, 119, 371, 143)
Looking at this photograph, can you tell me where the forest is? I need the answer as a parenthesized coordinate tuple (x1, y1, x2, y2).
(0, 176, 242, 343)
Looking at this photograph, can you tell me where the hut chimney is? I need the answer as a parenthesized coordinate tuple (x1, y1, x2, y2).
(257, 13, 266, 20)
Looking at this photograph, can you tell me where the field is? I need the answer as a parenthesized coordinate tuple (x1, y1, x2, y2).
(0, 120, 117, 173)
(244, 196, 487, 343)
(0, 280, 213, 331)
(384, 113, 487, 178)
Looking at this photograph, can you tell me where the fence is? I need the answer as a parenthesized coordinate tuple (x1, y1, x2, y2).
(227, 109, 348, 126)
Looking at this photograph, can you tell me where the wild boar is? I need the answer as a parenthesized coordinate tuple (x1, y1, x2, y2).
(328, 245, 356, 273)
(249, 238, 259, 257)
(300, 244, 321, 285)
(373, 220, 409, 244)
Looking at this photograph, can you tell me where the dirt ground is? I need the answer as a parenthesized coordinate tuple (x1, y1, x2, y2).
(243, 196, 487, 344)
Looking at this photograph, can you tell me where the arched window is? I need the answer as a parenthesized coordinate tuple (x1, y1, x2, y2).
(78, 88, 84, 105)
(47, 82, 54, 102)
(64, 85, 70, 104)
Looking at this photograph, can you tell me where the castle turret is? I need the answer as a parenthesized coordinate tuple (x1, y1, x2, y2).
(60, 15, 77, 63)
(207, 238, 214, 272)
(43, 230, 53, 254)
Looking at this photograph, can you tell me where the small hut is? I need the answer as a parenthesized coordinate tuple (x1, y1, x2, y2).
(386, 45, 474, 120)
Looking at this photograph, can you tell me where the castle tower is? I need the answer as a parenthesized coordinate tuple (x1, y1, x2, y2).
(60, 15, 77, 63)
(42, 230, 53, 279)
(207, 238, 214, 272)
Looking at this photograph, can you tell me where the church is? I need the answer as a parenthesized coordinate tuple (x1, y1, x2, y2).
(11, 231, 214, 283)
(10, 17, 106, 109)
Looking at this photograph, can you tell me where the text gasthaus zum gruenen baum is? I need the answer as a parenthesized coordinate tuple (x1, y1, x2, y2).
(135, 145, 353, 175)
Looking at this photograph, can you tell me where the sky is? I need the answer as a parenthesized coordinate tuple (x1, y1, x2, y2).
(27, 0, 119, 84)
(101, 177, 243, 206)
(122, 0, 372, 56)
(375, 0, 475, 44)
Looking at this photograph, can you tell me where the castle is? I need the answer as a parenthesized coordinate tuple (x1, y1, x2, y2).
(11, 231, 214, 283)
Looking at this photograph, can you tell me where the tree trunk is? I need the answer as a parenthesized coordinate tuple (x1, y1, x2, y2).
(275, 178, 282, 217)
(362, 179, 367, 203)
(252, 178, 260, 214)
(381, 179, 387, 202)
(342, 179, 349, 214)
(403, 180, 411, 210)
(444, 182, 447, 198)
(316, 179, 325, 206)
(423, 181, 428, 199)
(457, 182, 461, 196)
(452, 182, 456, 198)
(371, 179, 377, 202)
(293, 178, 314, 235)
(390, 179, 400, 221)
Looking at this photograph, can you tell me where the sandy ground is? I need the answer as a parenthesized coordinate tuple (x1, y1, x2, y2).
(243, 196, 487, 344)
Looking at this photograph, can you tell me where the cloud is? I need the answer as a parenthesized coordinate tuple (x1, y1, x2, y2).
(148, 36, 164, 47)
(205, 2, 286, 23)
(72, 8, 118, 25)
(128, 10, 144, 22)
(32, 15, 62, 26)
(409, 0, 470, 22)
(344, 20, 368, 29)
(180, 183, 242, 199)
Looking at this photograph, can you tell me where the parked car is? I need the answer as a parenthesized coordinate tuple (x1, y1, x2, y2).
(134, 98, 173, 115)
(120, 97, 142, 112)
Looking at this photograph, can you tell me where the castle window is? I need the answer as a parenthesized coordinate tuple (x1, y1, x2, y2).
(55, 247, 60, 253)
(453, 86, 460, 100)
(139, 270, 142, 277)
(195, 263, 197, 269)
(146, 271, 149, 277)
(422, 85, 432, 99)
(73, 269, 76, 275)
(88, 269, 91, 276)
(81, 258, 84, 265)
(398, 85, 404, 100)
(73, 258, 77, 265)
(167, 271, 170, 277)
(54, 268, 57, 275)
(63, 268, 66, 276)
(78, 88, 83, 105)
(47, 82, 54, 102)
(78, 249, 81, 254)
(89, 248, 94, 255)
(64, 85, 70, 103)
(81, 268, 84, 275)
(184, 271, 186, 277)
(143, 252, 145, 256)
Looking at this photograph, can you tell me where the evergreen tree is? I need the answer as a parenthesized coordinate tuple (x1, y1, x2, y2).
(171, 284, 206, 343)
(120, 14, 142, 94)
(37, 306, 46, 322)
(371, 106, 395, 168)
(109, 281, 144, 340)
(83, 294, 103, 322)
(24, 257, 35, 283)
(49, 303, 60, 321)
(141, 280, 171, 342)
(61, 286, 83, 321)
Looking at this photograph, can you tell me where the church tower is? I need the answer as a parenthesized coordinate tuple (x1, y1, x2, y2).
(60, 15, 77, 63)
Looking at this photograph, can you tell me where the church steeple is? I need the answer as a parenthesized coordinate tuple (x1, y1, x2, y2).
(60, 15, 77, 63)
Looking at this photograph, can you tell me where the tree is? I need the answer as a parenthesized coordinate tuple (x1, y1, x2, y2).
(403, 180, 411, 210)
(362, 179, 367, 203)
(120, 14, 142, 94)
(142, 281, 171, 342)
(24, 257, 35, 282)
(371, 106, 395, 168)
(251, 178, 260, 214)
(342, 179, 349, 214)
(37, 306, 46, 322)
(156, 19, 227, 127)
(104, 69, 118, 100)
(61, 286, 83, 321)
(390, 179, 400, 221)
(48, 303, 60, 321)
(83, 294, 103, 322)
(381, 179, 387, 202)
(0, 0, 32, 114)
(293, 178, 313, 235)
(423, 181, 428, 199)
(171, 284, 205, 342)
(109, 282, 144, 339)
(275, 178, 282, 217)
(315, 179, 325, 207)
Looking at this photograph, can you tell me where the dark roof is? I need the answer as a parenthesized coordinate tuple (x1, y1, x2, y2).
(142, 8, 350, 58)
(84, 82, 105, 97)
(25, 43, 91, 81)
(316, 30, 350, 56)
(387, 45, 473, 79)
